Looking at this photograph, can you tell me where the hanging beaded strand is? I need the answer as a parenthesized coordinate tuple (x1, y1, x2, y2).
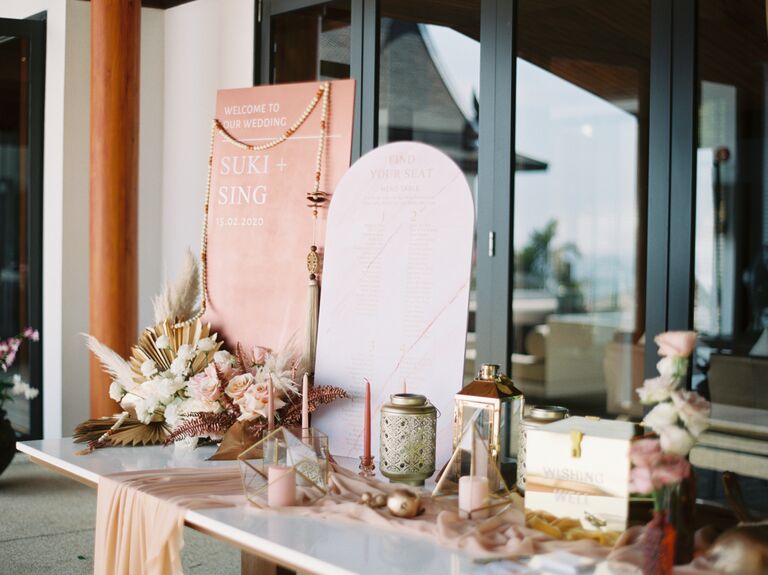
(175, 82, 331, 329)
(306, 82, 331, 280)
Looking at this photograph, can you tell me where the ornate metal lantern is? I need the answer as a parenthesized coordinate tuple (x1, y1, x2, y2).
(452, 364, 524, 484)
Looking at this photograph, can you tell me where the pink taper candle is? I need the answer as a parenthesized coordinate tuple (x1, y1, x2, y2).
(302, 373, 309, 430)
(363, 379, 371, 460)
(267, 373, 275, 432)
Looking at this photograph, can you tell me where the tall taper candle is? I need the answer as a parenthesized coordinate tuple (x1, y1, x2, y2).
(268, 373, 275, 432)
(363, 379, 371, 460)
(302, 373, 309, 430)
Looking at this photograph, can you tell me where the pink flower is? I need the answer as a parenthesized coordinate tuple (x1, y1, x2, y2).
(8, 338, 20, 352)
(188, 364, 222, 402)
(0, 342, 7, 354)
(225, 373, 255, 400)
(23, 327, 40, 341)
(4, 349, 16, 369)
(630, 465, 654, 494)
(654, 331, 697, 358)
(630, 438, 662, 467)
(650, 453, 691, 488)
(670, 390, 710, 437)
(251, 346, 270, 366)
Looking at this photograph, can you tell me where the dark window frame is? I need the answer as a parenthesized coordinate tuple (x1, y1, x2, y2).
(256, 0, 700, 383)
(0, 13, 46, 439)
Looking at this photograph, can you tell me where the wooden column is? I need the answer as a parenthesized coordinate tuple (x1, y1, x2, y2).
(89, 0, 141, 417)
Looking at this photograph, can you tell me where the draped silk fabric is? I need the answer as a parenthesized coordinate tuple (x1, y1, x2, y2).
(93, 463, 719, 574)
(93, 467, 242, 575)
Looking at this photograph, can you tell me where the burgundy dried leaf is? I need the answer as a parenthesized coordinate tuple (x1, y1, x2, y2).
(164, 410, 237, 445)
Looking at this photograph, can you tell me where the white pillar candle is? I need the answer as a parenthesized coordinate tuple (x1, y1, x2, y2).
(458, 475, 489, 519)
(268, 465, 296, 507)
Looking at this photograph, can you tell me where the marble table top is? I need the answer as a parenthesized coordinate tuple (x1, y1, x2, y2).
(17, 438, 478, 575)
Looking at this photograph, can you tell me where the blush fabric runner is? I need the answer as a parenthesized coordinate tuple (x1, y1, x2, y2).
(93, 466, 243, 575)
(92, 462, 719, 574)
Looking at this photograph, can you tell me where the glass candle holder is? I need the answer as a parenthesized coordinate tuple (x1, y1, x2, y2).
(238, 426, 330, 507)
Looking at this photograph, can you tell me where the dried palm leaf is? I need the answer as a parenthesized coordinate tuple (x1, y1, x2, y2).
(128, 319, 222, 385)
(153, 248, 201, 324)
(74, 416, 170, 446)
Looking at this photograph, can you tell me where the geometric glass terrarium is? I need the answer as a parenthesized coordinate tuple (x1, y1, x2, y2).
(238, 426, 330, 507)
(432, 416, 514, 518)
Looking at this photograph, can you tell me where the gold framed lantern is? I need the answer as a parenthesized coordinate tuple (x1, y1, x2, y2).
(452, 364, 523, 486)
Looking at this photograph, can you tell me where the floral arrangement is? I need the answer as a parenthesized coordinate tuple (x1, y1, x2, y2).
(0, 327, 40, 413)
(166, 344, 347, 446)
(630, 331, 711, 508)
(79, 250, 347, 452)
(78, 251, 225, 447)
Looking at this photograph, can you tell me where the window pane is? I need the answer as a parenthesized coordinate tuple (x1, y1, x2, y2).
(271, 1, 351, 83)
(512, 2, 650, 418)
(378, 1, 480, 380)
(693, 0, 768, 514)
(0, 35, 34, 434)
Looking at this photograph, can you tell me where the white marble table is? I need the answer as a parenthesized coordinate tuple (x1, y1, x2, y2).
(17, 438, 476, 575)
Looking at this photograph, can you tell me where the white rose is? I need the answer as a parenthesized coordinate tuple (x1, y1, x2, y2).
(164, 399, 183, 427)
(196, 337, 215, 352)
(109, 381, 124, 402)
(214, 350, 234, 365)
(637, 376, 676, 404)
(656, 357, 676, 378)
(659, 425, 696, 456)
(170, 356, 189, 377)
(141, 359, 158, 378)
(644, 401, 679, 433)
(156, 334, 171, 349)
(24, 386, 39, 400)
(176, 344, 195, 362)
(134, 398, 153, 424)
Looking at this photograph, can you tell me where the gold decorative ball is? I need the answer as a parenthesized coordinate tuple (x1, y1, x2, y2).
(372, 493, 387, 508)
(386, 489, 422, 518)
(360, 492, 372, 505)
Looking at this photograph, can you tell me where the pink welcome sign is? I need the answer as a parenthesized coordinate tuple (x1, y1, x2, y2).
(313, 142, 475, 470)
(204, 80, 354, 352)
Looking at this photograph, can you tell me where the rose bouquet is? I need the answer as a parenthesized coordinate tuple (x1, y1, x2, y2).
(165, 344, 347, 457)
(630, 331, 710, 503)
(630, 331, 711, 572)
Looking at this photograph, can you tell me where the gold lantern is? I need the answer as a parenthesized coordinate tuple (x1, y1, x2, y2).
(452, 364, 524, 486)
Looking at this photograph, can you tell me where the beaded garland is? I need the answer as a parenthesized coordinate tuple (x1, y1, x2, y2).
(175, 82, 332, 329)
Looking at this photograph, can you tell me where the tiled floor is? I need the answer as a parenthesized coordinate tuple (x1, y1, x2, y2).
(0, 455, 240, 575)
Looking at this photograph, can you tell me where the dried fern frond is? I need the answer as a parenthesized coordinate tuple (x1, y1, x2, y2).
(153, 248, 201, 324)
(83, 335, 136, 392)
(164, 411, 238, 445)
(280, 385, 349, 425)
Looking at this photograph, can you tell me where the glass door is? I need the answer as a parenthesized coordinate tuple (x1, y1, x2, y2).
(0, 16, 44, 439)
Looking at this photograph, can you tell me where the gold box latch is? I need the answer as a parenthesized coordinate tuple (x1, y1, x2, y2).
(570, 430, 584, 458)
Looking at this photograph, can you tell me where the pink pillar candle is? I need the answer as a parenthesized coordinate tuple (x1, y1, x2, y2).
(458, 476, 489, 519)
(268, 465, 296, 507)
(363, 379, 371, 460)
